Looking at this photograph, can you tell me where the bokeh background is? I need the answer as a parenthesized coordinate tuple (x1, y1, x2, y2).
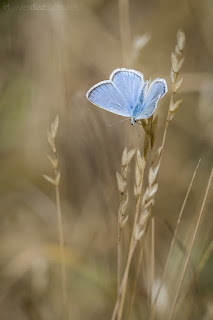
(0, 0, 212, 319)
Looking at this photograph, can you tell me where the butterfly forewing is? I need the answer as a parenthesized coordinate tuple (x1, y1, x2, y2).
(87, 81, 130, 117)
(110, 69, 144, 111)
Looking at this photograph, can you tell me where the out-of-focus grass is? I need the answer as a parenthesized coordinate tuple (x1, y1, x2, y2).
(0, 0, 212, 319)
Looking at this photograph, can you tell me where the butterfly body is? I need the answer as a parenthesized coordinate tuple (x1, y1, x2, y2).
(86, 68, 167, 124)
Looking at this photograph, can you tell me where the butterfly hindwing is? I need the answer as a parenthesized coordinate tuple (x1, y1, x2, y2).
(136, 79, 167, 119)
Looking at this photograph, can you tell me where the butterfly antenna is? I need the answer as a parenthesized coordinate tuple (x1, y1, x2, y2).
(107, 118, 131, 128)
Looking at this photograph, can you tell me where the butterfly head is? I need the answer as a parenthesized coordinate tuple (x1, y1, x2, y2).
(131, 117, 137, 125)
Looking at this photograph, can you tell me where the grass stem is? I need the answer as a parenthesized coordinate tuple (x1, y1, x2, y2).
(55, 183, 68, 320)
(167, 168, 213, 320)
(150, 158, 201, 320)
(118, 0, 131, 65)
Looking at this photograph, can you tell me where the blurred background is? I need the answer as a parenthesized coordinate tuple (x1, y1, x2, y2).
(0, 0, 212, 319)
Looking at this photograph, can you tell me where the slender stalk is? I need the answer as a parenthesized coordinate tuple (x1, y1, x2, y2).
(150, 218, 155, 310)
(117, 197, 140, 320)
(117, 222, 121, 299)
(167, 169, 213, 320)
(118, 0, 131, 65)
(176, 239, 213, 312)
(150, 159, 201, 320)
(126, 238, 145, 318)
(55, 183, 68, 320)
(125, 113, 169, 320)
(197, 240, 213, 274)
(112, 145, 147, 320)
(44, 116, 68, 320)
(111, 241, 137, 320)
(111, 198, 140, 320)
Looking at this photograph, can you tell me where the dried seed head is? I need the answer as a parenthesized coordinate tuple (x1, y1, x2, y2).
(120, 215, 128, 228)
(143, 198, 154, 211)
(126, 148, 136, 165)
(121, 148, 128, 166)
(116, 171, 127, 193)
(47, 154, 58, 169)
(139, 209, 150, 227)
(148, 163, 160, 186)
(174, 78, 183, 92)
(170, 68, 175, 84)
(51, 115, 59, 139)
(168, 112, 175, 121)
(135, 225, 145, 241)
(177, 29, 185, 51)
(143, 184, 158, 205)
(152, 146, 162, 164)
(170, 99, 183, 113)
(135, 162, 141, 187)
(171, 52, 179, 73)
(149, 183, 158, 198)
(178, 57, 184, 72)
(122, 165, 128, 180)
(175, 44, 181, 56)
(142, 187, 150, 205)
(134, 184, 140, 197)
(136, 149, 144, 171)
(43, 174, 56, 186)
(119, 192, 129, 217)
(47, 131, 56, 152)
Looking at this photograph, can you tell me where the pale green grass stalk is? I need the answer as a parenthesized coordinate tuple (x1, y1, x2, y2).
(150, 158, 201, 320)
(168, 168, 213, 320)
(44, 115, 68, 320)
(197, 240, 213, 274)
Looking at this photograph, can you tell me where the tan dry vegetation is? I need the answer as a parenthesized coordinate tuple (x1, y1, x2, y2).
(0, 1, 212, 319)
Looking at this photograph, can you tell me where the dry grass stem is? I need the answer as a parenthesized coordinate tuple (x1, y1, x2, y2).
(150, 158, 201, 320)
(112, 140, 147, 320)
(168, 168, 213, 320)
(118, 0, 131, 65)
(127, 29, 185, 318)
(44, 115, 68, 320)
(176, 239, 213, 312)
(125, 116, 159, 317)
(150, 217, 155, 309)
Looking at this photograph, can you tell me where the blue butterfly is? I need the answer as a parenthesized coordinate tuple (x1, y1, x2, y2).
(86, 68, 167, 125)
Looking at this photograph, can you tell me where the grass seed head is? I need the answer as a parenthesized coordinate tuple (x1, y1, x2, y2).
(177, 29, 185, 51)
